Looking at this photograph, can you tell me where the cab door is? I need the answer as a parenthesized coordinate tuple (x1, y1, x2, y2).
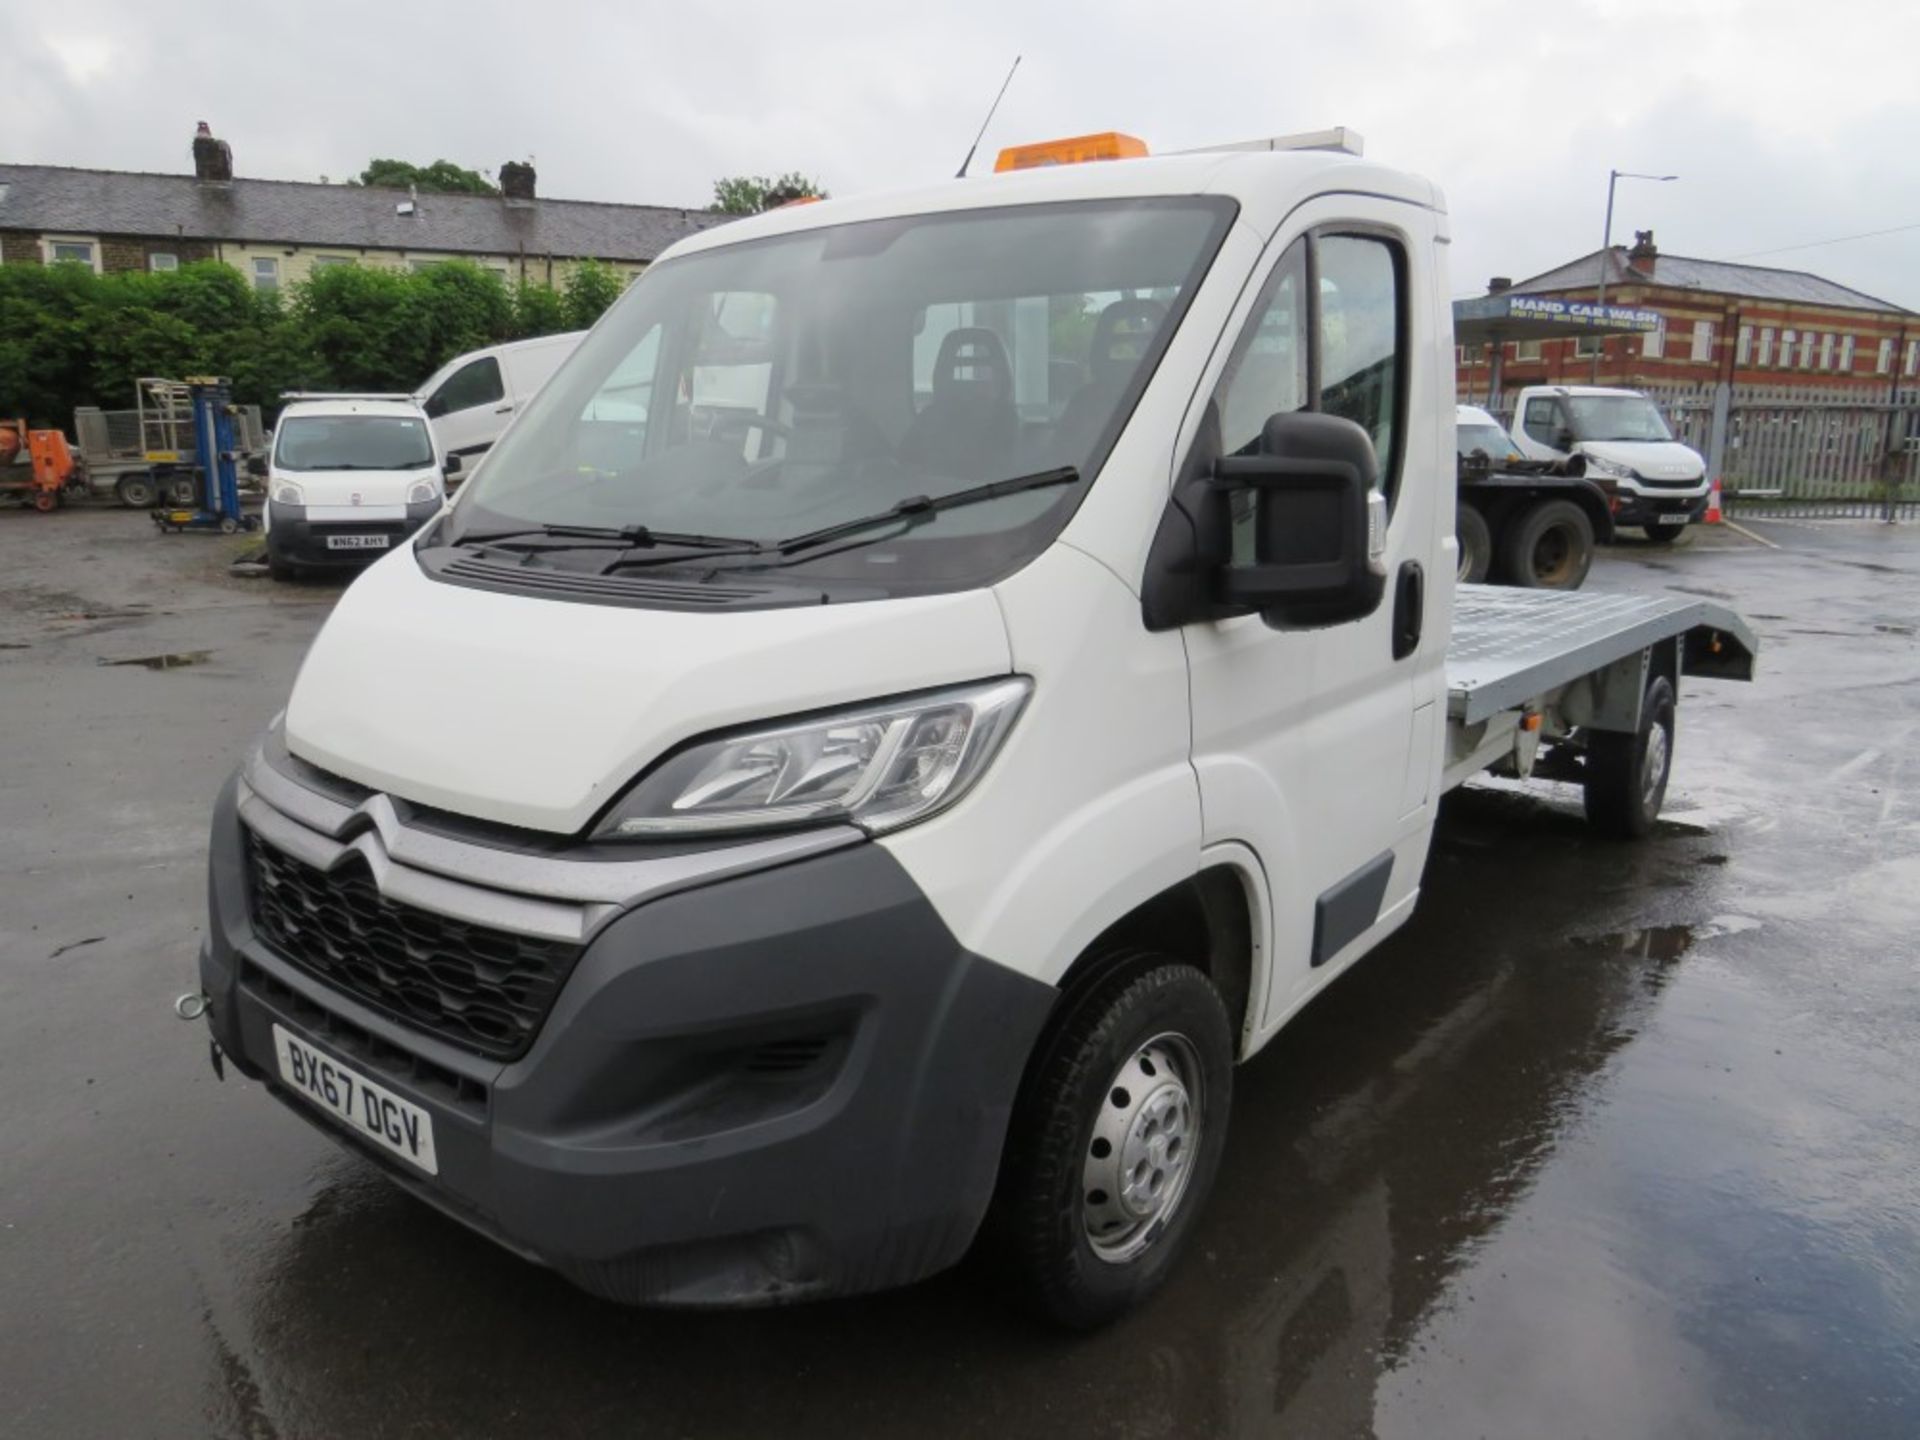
(1180, 197, 1445, 1037)
(422, 354, 510, 466)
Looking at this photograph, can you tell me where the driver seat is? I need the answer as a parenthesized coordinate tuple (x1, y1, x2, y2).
(902, 327, 1017, 481)
(1052, 299, 1169, 463)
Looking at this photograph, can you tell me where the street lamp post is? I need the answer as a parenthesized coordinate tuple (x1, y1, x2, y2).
(1591, 168, 1678, 382)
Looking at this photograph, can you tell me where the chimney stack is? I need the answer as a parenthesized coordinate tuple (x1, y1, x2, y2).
(1488, 276, 1513, 295)
(1628, 229, 1658, 274)
(500, 161, 536, 204)
(192, 121, 233, 185)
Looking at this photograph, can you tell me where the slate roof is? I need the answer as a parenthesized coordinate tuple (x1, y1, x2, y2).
(1512, 247, 1912, 315)
(0, 163, 729, 262)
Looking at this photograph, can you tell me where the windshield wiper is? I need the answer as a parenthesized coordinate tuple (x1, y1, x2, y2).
(455, 521, 754, 554)
(773, 465, 1080, 557)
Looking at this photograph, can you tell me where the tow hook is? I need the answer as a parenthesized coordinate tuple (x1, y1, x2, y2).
(174, 991, 208, 1021)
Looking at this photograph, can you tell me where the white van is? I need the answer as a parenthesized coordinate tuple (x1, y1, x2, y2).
(197, 136, 1754, 1326)
(1507, 385, 1709, 541)
(415, 331, 584, 474)
(259, 396, 449, 581)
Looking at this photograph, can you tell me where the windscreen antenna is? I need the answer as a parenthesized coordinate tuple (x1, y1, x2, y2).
(957, 56, 1022, 179)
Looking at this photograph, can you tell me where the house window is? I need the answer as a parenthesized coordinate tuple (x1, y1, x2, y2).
(1574, 334, 1602, 358)
(44, 236, 100, 270)
(1907, 341, 1919, 376)
(1779, 330, 1796, 368)
(1693, 320, 1714, 363)
(1800, 331, 1816, 369)
(1819, 332, 1835, 371)
(1642, 325, 1664, 359)
(409, 259, 444, 273)
(252, 256, 280, 292)
(311, 255, 355, 270)
(1838, 335, 1854, 372)
(1758, 328, 1775, 366)
(1514, 338, 1542, 363)
(485, 266, 510, 282)
(148, 252, 179, 273)
(1878, 338, 1895, 374)
(1737, 325, 1753, 365)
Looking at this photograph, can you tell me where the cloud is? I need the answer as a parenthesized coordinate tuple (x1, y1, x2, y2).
(3, 0, 1915, 306)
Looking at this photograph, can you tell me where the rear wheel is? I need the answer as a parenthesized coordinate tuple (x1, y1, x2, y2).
(1502, 499, 1594, 590)
(990, 955, 1233, 1329)
(115, 472, 156, 508)
(1584, 674, 1676, 839)
(167, 474, 197, 506)
(1455, 505, 1492, 583)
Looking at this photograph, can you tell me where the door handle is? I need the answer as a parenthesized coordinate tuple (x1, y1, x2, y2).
(493, 403, 515, 415)
(1392, 561, 1424, 660)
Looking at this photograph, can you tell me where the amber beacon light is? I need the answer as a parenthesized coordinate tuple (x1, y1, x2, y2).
(994, 132, 1150, 172)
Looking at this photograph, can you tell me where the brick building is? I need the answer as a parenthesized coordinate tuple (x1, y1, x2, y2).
(1457, 231, 1918, 401)
(0, 123, 724, 294)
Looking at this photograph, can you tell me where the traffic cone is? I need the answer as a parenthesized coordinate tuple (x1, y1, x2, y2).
(1704, 475, 1724, 524)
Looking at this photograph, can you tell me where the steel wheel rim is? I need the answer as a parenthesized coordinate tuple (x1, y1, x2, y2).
(1531, 525, 1575, 584)
(1081, 1032, 1204, 1264)
(1643, 720, 1670, 805)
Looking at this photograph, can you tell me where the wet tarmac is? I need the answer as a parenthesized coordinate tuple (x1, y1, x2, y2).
(3, 509, 1917, 1438)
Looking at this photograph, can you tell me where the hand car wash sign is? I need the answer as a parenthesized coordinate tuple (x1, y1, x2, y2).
(1509, 296, 1662, 330)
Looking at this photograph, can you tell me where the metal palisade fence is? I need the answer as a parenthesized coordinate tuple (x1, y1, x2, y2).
(1470, 383, 1919, 520)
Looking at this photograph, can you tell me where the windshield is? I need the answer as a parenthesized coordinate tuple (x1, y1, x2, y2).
(449, 198, 1235, 592)
(276, 415, 434, 471)
(1564, 396, 1673, 444)
(1456, 422, 1516, 458)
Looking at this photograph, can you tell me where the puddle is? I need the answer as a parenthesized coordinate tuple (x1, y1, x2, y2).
(0, 641, 28, 651)
(1694, 853, 1730, 867)
(1573, 924, 1697, 960)
(99, 650, 213, 670)
(1874, 623, 1914, 637)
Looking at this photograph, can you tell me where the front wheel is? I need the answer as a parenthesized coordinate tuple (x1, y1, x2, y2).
(1583, 674, 1676, 838)
(1502, 498, 1594, 590)
(115, 472, 156, 508)
(990, 956, 1233, 1329)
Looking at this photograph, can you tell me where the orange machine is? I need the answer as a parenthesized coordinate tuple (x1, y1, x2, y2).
(0, 421, 80, 512)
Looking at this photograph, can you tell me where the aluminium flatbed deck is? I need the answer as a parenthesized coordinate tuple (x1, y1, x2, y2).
(1446, 584, 1757, 726)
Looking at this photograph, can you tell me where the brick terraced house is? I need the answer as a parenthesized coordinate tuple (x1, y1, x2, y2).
(0, 124, 724, 293)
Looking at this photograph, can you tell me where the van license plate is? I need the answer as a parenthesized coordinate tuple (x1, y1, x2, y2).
(326, 534, 390, 550)
(272, 1024, 438, 1174)
(1656, 513, 1689, 525)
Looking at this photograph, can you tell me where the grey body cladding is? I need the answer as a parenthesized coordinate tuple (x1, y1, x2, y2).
(1312, 851, 1395, 966)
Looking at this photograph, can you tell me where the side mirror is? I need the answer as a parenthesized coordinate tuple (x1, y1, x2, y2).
(245, 455, 268, 478)
(1555, 428, 1577, 451)
(442, 452, 462, 477)
(1211, 411, 1388, 628)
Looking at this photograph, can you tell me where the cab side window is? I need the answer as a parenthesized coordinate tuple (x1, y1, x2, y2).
(1522, 397, 1561, 447)
(424, 357, 505, 418)
(1316, 234, 1402, 495)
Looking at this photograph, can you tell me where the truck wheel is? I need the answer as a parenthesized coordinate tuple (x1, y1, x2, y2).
(1641, 525, 1684, 545)
(1456, 505, 1492, 583)
(115, 473, 156, 508)
(991, 955, 1233, 1329)
(1583, 674, 1675, 839)
(1503, 499, 1593, 590)
(168, 475, 197, 506)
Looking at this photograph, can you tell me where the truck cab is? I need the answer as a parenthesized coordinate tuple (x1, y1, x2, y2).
(1508, 384, 1709, 541)
(196, 138, 1750, 1327)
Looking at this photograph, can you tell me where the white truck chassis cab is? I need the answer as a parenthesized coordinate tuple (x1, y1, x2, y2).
(194, 136, 1754, 1327)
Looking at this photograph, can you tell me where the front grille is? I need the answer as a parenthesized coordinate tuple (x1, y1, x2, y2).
(244, 831, 583, 1060)
(1636, 475, 1703, 490)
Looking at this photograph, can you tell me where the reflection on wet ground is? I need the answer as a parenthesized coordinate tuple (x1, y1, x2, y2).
(4, 515, 1918, 1438)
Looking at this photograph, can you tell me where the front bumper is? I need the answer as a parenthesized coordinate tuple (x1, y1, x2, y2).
(266, 498, 441, 566)
(1611, 489, 1710, 528)
(198, 772, 1056, 1306)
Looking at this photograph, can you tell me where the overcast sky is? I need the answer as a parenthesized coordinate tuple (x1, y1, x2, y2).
(7, 0, 1918, 309)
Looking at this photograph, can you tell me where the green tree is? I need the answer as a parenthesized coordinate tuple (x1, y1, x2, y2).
(562, 260, 625, 329)
(710, 172, 827, 215)
(354, 158, 499, 196)
(511, 278, 568, 339)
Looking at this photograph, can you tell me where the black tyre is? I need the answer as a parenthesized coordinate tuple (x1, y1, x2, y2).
(115, 472, 156, 508)
(990, 955, 1233, 1329)
(167, 475, 197, 505)
(268, 553, 299, 582)
(1502, 498, 1594, 590)
(1456, 504, 1493, 584)
(1583, 674, 1676, 839)
(1641, 524, 1685, 545)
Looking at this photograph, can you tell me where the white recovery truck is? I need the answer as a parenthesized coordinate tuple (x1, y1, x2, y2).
(190, 132, 1755, 1327)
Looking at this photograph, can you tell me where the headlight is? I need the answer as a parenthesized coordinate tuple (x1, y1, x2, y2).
(593, 677, 1032, 839)
(405, 478, 441, 505)
(270, 479, 304, 506)
(1585, 455, 1634, 480)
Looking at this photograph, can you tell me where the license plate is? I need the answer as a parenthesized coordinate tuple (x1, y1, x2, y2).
(325, 533, 391, 551)
(1656, 513, 1690, 525)
(272, 1023, 438, 1174)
